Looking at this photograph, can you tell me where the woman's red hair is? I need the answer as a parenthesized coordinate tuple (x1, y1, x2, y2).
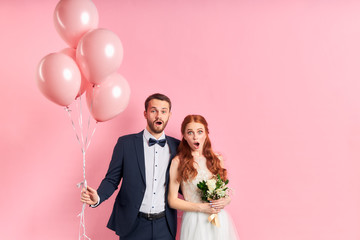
(176, 115, 227, 182)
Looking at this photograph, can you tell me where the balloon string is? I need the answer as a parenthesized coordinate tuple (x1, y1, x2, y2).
(77, 202, 91, 240)
(65, 96, 96, 240)
(85, 86, 97, 151)
(77, 96, 85, 150)
(77, 151, 90, 240)
(65, 107, 81, 147)
(86, 126, 97, 151)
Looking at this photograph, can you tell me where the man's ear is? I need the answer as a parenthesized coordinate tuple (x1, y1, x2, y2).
(144, 111, 147, 119)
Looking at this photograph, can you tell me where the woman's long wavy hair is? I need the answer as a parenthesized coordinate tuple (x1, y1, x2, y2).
(176, 115, 227, 182)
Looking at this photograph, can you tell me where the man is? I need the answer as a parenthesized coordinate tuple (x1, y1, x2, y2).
(81, 93, 180, 240)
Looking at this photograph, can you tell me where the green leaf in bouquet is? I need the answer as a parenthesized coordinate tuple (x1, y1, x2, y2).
(197, 180, 210, 202)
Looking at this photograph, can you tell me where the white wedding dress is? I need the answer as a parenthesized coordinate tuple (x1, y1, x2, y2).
(180, 156, 239, 240)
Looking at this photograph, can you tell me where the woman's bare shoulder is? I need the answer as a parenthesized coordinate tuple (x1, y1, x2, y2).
(171, 155, 180, 165)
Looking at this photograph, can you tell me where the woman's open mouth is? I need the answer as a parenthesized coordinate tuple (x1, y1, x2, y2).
(194, 142, 200, 148)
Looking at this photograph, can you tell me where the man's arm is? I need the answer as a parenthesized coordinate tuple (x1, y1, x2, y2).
(80, 137, 125, 206)
(96, 137, 125, 204)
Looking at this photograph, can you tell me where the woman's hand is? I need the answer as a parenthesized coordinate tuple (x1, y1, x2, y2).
(210, 196, 231, 210)
(199, 202, 220, 214)
(80, 186, 99, 205)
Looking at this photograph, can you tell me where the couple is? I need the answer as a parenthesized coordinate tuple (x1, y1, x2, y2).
(81, 93, 238, 240)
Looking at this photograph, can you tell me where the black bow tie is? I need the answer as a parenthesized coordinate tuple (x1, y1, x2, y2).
(149, 138, 167, 147)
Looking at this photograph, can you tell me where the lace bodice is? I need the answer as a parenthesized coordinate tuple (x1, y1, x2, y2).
(181, 156, 213, 203)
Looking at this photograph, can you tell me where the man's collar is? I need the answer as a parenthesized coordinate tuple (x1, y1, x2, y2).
(143, 128, 166, 141)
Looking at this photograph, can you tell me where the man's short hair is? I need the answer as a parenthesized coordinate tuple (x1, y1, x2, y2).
(145, 93, 172, 111)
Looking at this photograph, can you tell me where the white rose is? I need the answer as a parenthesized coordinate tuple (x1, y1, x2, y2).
(216, 188, 226, 198)
(206, 179, 217, 192)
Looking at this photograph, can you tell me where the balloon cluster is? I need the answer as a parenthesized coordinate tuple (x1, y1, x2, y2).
(36, 0, 130, 122)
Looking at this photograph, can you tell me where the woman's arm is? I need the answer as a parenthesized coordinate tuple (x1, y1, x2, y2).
(168, 157, 219, 214)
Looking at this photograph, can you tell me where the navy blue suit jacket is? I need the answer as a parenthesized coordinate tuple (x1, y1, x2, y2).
(96, 131, 180, 237)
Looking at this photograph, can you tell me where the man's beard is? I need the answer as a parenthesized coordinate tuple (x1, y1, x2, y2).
(147, 118, 169, 134)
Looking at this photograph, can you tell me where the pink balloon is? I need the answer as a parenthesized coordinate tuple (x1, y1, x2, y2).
(36, 53, 81, 106)
(77, 28, 124, 85)
(54, 0, 99, 48)
(60, 48, 91, 98)
(86, 73, 130, 122)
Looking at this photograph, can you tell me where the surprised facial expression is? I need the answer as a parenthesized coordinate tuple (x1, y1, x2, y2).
(183, 121, 207, 153)
(144, 99, 171, 135)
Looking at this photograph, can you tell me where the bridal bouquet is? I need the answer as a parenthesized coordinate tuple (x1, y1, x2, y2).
(197, 174, 229, 227)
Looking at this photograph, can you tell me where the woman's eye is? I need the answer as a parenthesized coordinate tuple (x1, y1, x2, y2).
(198, 130, 203, 134)
(187, 131, 193, 135)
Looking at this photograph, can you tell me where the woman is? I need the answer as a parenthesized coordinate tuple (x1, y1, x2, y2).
(168, 115, 239, 240)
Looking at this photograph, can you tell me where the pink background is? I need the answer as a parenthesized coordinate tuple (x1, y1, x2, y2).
(1, 0, 360, 239)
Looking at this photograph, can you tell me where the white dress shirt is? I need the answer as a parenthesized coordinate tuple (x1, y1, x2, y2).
(140, 129, 170, 214)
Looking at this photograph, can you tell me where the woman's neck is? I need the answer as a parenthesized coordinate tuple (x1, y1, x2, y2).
(191, 150, 203, 157)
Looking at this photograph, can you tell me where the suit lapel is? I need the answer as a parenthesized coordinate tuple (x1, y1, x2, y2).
(165, 136, 178, 187)
(134, 131, 146, 184)
(166, 136, 178, 159)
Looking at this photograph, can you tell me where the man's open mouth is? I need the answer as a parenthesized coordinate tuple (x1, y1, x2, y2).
(155, 121, 163, 126)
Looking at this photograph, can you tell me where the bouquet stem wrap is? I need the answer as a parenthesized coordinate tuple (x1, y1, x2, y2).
(208, 213, 220, 227)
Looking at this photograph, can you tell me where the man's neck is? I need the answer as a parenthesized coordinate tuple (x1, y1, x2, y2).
(145, 126, 164, 139)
